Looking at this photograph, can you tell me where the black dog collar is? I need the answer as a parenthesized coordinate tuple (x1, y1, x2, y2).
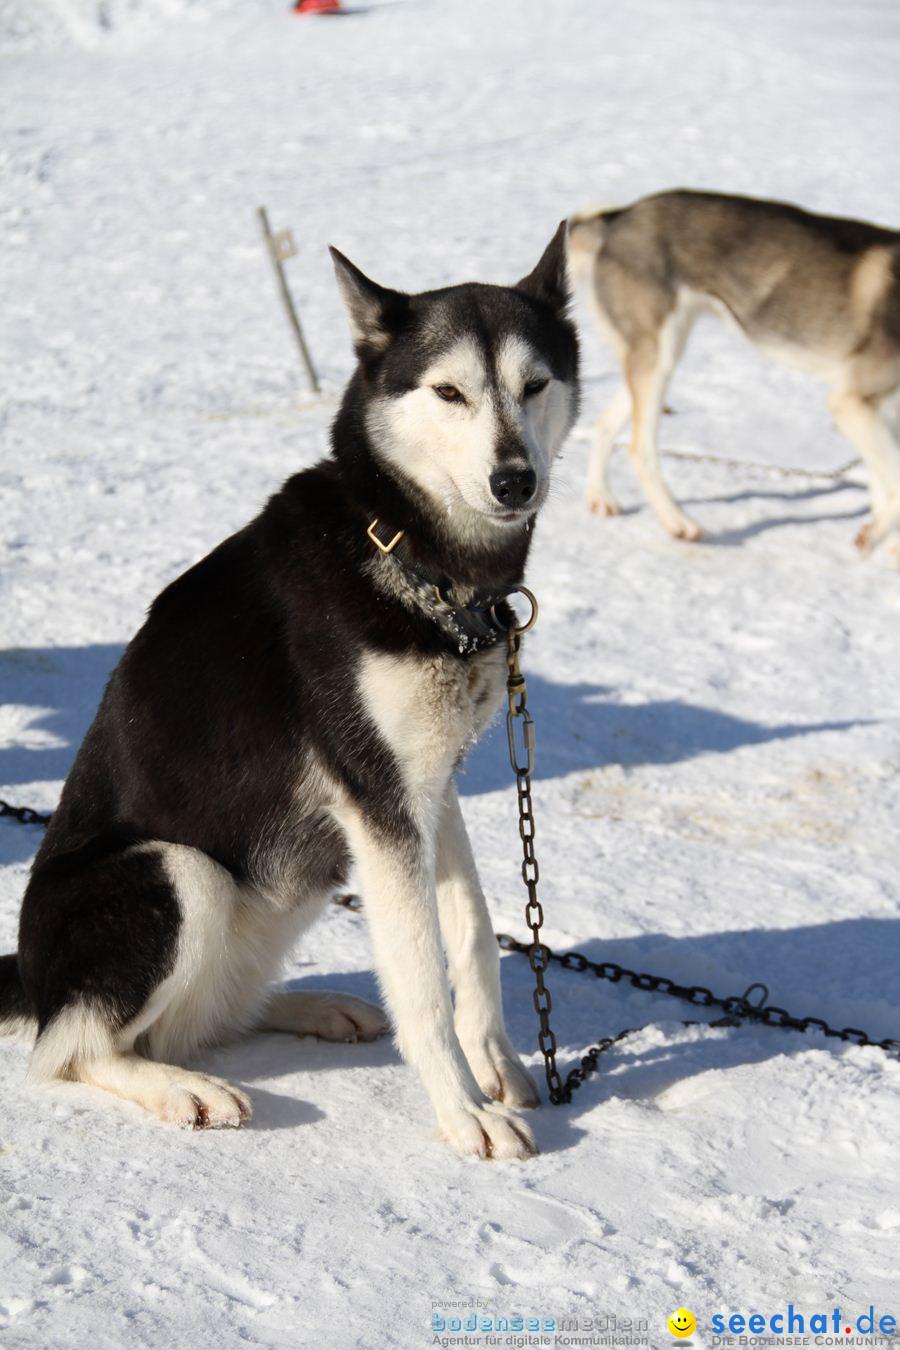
(366, 517, 517, 654)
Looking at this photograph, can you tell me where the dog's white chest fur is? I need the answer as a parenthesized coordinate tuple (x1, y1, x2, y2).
(358, 646, 506, 804)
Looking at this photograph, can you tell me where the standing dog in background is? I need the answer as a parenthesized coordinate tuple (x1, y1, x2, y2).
(568, 190, 900, 553)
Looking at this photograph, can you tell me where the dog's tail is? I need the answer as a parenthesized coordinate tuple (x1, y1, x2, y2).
(0, 953, 35, 1039)
(566, 203, 617, 284)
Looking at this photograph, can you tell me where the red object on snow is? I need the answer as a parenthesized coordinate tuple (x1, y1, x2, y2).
(294, 0, 342, 13)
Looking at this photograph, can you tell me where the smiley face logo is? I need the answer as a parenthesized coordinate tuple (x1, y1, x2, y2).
(667, 1308, 696, 1338)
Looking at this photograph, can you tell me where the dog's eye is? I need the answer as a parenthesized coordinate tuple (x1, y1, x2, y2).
(434, 385, 464, 403)
(523, 378, 549, 398)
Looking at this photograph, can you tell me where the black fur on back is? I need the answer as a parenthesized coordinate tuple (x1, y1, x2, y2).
(0, 954, 31, 1022)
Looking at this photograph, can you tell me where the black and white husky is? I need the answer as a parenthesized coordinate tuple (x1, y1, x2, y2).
(0, 226, 579, 1159)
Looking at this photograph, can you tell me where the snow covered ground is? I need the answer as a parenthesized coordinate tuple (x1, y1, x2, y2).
(2, 0, 900, 1346)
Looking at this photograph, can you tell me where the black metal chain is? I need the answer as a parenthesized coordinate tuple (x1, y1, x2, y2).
(495, 592, 900, 1103)
(495, 934, 900, 1099)
(501, 597, 569, 1104)
(0, 798, 53, 828)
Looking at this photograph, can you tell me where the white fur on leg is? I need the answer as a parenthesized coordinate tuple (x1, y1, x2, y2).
(26, 840, 323, 1128)
(26, 993, 252, 1129)
(143, 843, 318, 1064)
(0, 1012, 36, 1044)
(626, 312, 701, 541)
(77, 1052, 252, 1129)
(27, 1002, 114, 1084)
(334, 801, 536, 1160)
(436, 788, 538, 1108)
(586, 384, 631, 516)
(260, 990, 388, 1042)
(350, 649, 536, 1158)
(828, 389, 900, 555)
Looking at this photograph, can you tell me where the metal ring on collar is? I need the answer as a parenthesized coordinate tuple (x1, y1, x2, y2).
(490, 585, 539, 635)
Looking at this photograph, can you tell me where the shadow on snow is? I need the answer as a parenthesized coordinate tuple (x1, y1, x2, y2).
(0, 644, 866, 863)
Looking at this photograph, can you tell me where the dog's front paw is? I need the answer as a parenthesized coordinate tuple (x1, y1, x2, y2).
(854, 519, 876, 555)
(463, 1036, 540, 1108)
(158, 1072, 252, 1130)
(854, 500, 900, 557)
(669, 513, 703, 542)
(438, 1099, 537, 1161)
(586, 489, 621, 517)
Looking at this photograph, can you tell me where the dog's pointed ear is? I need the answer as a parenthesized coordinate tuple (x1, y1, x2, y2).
(515, 220, 572, 315)
(329, 246, 407, 359)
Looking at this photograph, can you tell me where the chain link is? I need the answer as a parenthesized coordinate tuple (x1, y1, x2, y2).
(0, 798, 53, 828)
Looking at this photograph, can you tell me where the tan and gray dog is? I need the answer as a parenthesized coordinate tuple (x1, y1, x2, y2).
(568, 190, 900, 554)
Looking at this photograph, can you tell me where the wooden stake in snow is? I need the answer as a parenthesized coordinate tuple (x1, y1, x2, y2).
(257, 206, 320, 395)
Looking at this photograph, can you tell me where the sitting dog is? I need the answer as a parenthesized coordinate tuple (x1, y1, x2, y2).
(568, 190, 900, 553)
(0, 225, 579, 1159)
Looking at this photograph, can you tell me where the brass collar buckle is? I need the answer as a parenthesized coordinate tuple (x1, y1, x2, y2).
(366, 518, 405, 555)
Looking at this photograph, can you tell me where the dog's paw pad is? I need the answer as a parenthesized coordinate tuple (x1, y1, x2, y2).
(330, 996, 389, 1042)
(465, 1038, 540, 1109)
(156, 1075, 251, 1130)
(489, 1062, 540, 1110)
(586, 494, 620, 517)
(439, 1101, 537, 1161)
(280, 991, 389, 1042)
(672, 518, 703, 542)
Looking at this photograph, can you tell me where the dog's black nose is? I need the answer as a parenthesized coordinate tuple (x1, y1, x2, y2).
(489, 467, 537, 509)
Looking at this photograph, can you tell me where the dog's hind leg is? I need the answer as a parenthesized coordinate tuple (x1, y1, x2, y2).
(435, 787, 539, 1109)
(625, 308, 700, 541)
(585, 383, 631, 516)
(260, 989, 388, 1042)
(21, 840, 251, 1128)
(827, 387, 900, 555)
(74, 1052, 251, 1128)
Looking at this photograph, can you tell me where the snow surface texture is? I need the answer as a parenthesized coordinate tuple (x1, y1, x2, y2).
(2, 1, 900, 1346)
